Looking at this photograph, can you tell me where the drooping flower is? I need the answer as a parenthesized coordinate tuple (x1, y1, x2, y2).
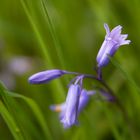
(28, 69, 67, 84)
(77, 89, 90, 113)
(50, 89, 96, 128)
(96, 23, 131, 68)
(60, 84, 81, 128)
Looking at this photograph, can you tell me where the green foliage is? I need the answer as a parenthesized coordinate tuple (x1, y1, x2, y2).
(0, 0, 140, 140)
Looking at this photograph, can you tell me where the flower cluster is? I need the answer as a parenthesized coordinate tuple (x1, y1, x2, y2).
(28, 23, 130, 128)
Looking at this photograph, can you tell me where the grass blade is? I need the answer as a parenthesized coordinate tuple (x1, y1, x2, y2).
(7, 91, 53, 140)
(0, 100, 24, 140)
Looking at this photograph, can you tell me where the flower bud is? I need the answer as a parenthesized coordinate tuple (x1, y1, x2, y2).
(28, 69, 66, 84)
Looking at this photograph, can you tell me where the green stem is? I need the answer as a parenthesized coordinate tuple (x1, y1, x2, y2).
(20, 0, 53, 67)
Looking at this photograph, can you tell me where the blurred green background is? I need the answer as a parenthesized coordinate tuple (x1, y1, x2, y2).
(0, 0, 140, 139)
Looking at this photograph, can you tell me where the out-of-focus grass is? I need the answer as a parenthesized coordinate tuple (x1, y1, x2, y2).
(0, 0, 140, 140)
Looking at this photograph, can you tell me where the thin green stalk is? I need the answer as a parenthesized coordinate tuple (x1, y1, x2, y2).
(40, 0, 65, 68)
(7, 91, 53, 140)
(20, 0, 65, 100)
(0, 101, 24, 140)
(0, 83, 26, 140)
(20, 0, 53, 67)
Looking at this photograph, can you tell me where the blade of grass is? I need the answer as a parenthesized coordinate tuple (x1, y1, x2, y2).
(7, 91, 53, 140)
(40, 0, 65, 68)
(20, 0, 65, 100)
(0, 83, 26, 140)
(0, 82, 52, 139)
(20, 0, 53, 67)
(0, 100, 24, 140)
(0, 82, 41, 140)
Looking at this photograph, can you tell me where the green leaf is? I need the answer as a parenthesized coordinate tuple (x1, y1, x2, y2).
(7, 91, 53, 140)
(0, 101, 24, 140)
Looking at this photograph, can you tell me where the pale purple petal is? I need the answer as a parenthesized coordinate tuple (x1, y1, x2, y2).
(97, 40, 118, 67)
(104, 23, 110, 35)
(96, 39, 109, 64)
(121, 34, 128, 40)
(78, 89, 89, 113)
(110, 25, 122, 39)
(120, 40, 131, 45)
(77, 90, 96, 113)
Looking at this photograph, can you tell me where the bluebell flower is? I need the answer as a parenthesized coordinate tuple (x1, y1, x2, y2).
(96, 23, 131, 67)
(60, 84, 81, 128)
(50, 89, 96, 128)
(77, 89, 90, 113)
(28, 69, 67, 84)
